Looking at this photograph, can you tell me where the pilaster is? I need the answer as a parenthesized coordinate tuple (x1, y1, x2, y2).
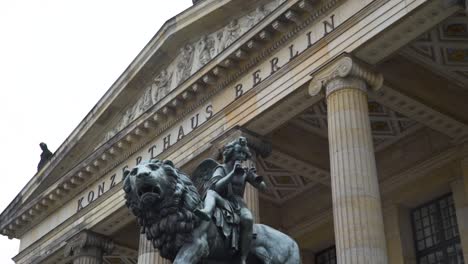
(310, 55, 388, 264)
(64, 230, 114, 264)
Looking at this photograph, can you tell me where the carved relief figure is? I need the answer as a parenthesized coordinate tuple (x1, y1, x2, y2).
(153, 69, 173, 101)
(223, 19, 241, 49)
(197, 34, 216, 66)
(247, 5, 269, 28)
(216, 31, 225, 54)
(120, 108, 135, 130)
(135, 86, 154, 117)
(175, 44, 194, 85)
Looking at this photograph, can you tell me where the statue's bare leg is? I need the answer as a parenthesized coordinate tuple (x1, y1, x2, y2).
(194, 190, 224, 221)
(239, 207, 253, 264)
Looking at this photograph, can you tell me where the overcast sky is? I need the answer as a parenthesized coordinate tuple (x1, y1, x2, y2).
(0, 0, 192, 262)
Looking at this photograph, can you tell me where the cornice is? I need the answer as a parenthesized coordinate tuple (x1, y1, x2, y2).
(1, 0, 346, 239)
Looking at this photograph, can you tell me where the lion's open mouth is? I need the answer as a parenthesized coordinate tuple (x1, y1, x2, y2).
(138, 184, 162, 203)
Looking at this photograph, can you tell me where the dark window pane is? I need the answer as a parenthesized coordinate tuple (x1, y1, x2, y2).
(411, 194, 463, 264)
(315, 247, 336, 264)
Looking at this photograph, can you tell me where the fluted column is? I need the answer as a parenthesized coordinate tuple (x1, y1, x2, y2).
(244, 184, 260, 221)
(138, 234, 171, 264)
(310, 56, 387, 264)
(64, 230, 114, 264)
(244, 155, 261, 221)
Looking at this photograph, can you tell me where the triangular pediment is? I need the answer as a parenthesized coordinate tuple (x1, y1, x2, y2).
(2, 0, 287, 223)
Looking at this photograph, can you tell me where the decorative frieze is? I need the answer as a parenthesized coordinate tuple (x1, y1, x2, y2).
(104, 0, 284, 141)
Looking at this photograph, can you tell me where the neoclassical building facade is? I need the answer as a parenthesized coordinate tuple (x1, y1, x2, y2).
(1, 0, 468, 263)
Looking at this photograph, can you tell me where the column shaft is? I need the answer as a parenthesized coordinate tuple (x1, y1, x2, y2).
(138, 234, 171, 264)
(326, 78, 387, 263)
(244, 184, 260, 221)
(244, 152, 261, 222)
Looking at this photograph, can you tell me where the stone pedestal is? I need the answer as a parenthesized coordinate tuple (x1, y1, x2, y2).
(64, 230, 114, 264)
(311, 56, 388, 263)
(138, 234, 171, 264)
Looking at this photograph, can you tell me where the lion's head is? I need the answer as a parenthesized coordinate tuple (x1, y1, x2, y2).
(123, 159, 201, 260)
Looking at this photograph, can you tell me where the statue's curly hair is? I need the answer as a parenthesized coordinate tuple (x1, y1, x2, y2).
(222, 136, 252, 163)
(123, 160, 201, 260)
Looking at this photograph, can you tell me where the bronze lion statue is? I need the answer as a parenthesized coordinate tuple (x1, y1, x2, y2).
(123, 159, 300, 264)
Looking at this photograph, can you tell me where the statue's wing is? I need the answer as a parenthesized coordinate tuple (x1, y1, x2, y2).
(192, 158, 219, 197)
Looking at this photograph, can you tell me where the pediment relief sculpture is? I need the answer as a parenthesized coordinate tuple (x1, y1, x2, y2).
(175, 44, 195, 85)
(196, 34, 216, 68)
(247, 6, 269, 29)
(103, 1, 279, 142)
(153, 69, 173, 102)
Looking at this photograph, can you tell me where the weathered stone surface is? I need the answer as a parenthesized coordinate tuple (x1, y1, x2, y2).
(325, 74, 387, 263)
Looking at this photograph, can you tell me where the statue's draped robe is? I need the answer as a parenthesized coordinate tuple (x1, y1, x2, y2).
(202, 165, 241, 251)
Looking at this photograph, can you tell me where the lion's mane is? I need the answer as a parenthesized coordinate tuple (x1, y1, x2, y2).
(123, 160, 201, 260)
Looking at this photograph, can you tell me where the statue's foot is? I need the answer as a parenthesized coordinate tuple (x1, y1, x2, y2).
(194, 209, 211, 221)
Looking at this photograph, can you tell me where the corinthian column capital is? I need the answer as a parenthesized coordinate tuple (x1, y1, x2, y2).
(309, 55, 383, 97)
(64, 230, 114, 259)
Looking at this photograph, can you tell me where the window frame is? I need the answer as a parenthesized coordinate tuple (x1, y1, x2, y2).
(410, 193, 463, 264)
(315, 246, 336, 264)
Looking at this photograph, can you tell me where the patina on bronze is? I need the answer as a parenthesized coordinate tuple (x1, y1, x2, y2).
(123, 137, 300, 264)
(37, 142, 53, 171)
